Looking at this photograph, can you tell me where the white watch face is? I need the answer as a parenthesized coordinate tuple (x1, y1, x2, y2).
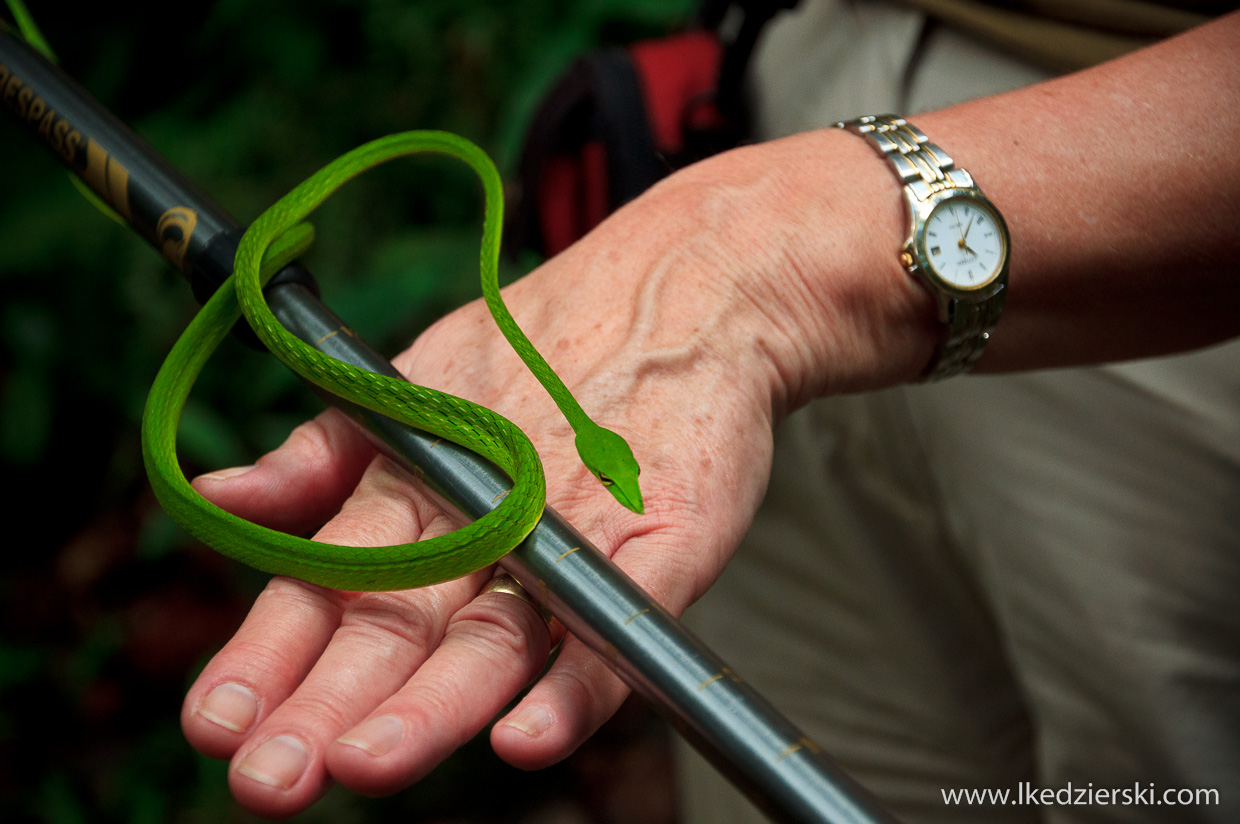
(922, 198, 1007, 290)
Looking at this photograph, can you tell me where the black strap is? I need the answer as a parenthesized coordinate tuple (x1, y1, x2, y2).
(587, 48, 668, 209)
(701, 0, 800, 126)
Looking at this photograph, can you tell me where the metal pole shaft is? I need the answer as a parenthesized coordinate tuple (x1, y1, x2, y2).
(0, 26, 898, 824)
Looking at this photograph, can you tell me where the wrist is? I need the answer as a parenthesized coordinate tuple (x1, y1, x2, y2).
(701, 129, 942, 413)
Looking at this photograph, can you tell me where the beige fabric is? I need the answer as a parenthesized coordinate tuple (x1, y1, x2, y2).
(893, 0, 1214, 71)
(678, 2, 1240, 822)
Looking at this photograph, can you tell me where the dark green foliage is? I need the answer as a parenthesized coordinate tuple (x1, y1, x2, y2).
(0, 2, 691, 821)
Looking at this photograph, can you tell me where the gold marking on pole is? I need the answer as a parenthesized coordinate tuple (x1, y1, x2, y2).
(697, 673, 724, 691)
(155, 206, 198, 269)
(428, 438, 442, 449)
(491, 490, 509, 504)
(801, 737, 823, 754)
(776, 742, 804, 761)
(624, 608, 650, 625)
(105, 155, 131, 220)
(81, 141, 108, 205)
(316, 329, 340, 345)
(555, 547, 580, 563)
(80, 140, 134, 221)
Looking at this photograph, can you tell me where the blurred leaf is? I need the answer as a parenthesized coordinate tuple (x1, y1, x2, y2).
(0, 366, 52, 464)
(137, 508, 182, 561)
(333, 226, 492, 344)
(176, 400, 251, 471)
(64, 617, 123, 695)
(39, 772, 89, 824)
(0, 642, 46, 691)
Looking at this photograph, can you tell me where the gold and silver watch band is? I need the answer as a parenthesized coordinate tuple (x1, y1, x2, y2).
(836, 114, 974, 204)
(835, 114, 1007, 381)
(932, 296, 1004, 379)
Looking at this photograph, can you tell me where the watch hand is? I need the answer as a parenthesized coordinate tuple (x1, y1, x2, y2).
(952, 207, 966, 240)
(963, 213, 976, 240)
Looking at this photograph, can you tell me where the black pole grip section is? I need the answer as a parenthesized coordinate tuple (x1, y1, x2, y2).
(0, 24, 317, 348)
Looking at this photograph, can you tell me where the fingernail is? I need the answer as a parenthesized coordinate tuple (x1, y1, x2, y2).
(337, 715, 404, 757)
(198, 682, 258, 733)
(198, 465, 255, 482)
(500, 705, 552, 738)
(237, 735, 309, 789)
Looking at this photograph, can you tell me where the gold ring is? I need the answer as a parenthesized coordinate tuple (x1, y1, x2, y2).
(481, 574, 555, 627)
(482, 574, 533, 604)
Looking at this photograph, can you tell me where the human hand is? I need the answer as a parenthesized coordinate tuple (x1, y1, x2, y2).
(179, 129, 933, 817)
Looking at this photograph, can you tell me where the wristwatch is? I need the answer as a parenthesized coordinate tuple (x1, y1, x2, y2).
(835, 114, 1009, 381)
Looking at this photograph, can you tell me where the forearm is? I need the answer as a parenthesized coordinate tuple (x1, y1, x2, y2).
(708, 11, 1240, 411)
(923, 11, 1240, 372)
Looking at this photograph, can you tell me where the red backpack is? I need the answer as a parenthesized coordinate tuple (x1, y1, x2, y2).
(505, 1, 797, 259)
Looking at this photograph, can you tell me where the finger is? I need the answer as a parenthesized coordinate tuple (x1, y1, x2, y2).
(326, 580, 556, 795)
(491, 634, 630, 770)
(182, 453, 432, 763)
(490, 526, 704, 770)
(191, 408, 377, 535)
(227, 586, 471, 817)
(182, 577, 345, 761)
(219, 457, 481, 818)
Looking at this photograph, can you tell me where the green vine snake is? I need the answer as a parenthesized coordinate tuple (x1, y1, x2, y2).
(141, 131, 644, 591)
(7, 4, 642, 590)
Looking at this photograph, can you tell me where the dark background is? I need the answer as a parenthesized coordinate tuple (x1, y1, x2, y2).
(0, 2, 695, 821)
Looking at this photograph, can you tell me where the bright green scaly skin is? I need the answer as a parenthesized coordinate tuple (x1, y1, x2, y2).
(141, 131, 642, 592)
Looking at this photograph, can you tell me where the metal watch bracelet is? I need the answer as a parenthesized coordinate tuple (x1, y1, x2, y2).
(835, 114, 1007, 381)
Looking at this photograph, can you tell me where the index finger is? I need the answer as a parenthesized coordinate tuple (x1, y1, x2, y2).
(192, 407, 378, 536)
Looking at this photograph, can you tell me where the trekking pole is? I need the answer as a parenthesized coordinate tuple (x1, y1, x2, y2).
(0, 24, 899, 824)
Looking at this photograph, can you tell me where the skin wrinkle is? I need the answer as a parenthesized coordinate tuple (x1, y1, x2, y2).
(730, 269, 815, 416)
(537, 652, 615, 740)
(321, 476, 430, 549)
(527, 249, 642, 371)
(398, 672, 473, 738)
(280, 418, 342, 474)
(262, 690, 357, 745)
(770, 132, 935, 392)
(622, 245, 780, 419)
(310, 603, 448, 711)
(337, 454, 472, 542)
(204, 637, 307, 698)
(446, 607, 539, 667)
(623, 535, 707, 611)
(247, 585, 350, 665)
(337, 596, 446, 664)
(258, 574, 340, 611)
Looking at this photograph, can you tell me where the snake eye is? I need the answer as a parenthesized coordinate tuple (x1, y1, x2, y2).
(598, 473, 614, 486)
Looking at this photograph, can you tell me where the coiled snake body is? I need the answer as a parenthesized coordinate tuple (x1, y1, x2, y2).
(141, 131, 642, 591)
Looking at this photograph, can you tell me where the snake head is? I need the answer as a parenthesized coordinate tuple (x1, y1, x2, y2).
(575, 424, 643, 514)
